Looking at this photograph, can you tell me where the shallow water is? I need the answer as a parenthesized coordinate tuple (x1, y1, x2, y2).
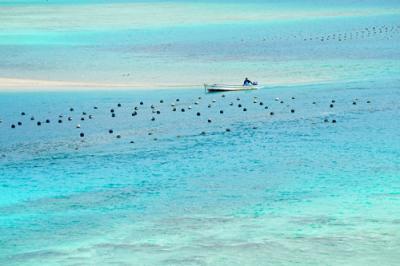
(1, 0, 400, 85)
(1, 0, 400, 265)
(1, 79, 399, 265)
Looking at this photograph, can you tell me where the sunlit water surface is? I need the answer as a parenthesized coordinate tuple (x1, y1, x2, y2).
(0, 79, 400, 265)
(1, 0, 400, 265)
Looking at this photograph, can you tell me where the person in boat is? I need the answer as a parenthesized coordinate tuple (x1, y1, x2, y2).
(243, 77, 257, 86)
(243, 77, 252, 86)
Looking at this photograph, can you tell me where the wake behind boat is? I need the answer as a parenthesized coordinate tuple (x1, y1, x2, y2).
(204, 84, 259, 92)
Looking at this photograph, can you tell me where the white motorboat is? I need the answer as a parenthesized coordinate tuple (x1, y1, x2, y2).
(204, 83, 260, 93)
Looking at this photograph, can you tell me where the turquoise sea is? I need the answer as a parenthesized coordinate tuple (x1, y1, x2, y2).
(1, 80, 400, 265)
(1, 0, 400, 85)
(1, 0, 400, 265)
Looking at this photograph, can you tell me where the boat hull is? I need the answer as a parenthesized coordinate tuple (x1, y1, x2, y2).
(204, 84, 259, 92)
